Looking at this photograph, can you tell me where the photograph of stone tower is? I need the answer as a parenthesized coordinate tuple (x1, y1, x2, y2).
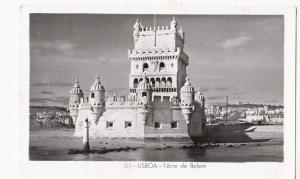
(29, 14, 284, 162)
(69, 17, 206, 142)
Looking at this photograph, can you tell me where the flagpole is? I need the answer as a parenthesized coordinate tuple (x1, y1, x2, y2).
(154, 14, 156, 47)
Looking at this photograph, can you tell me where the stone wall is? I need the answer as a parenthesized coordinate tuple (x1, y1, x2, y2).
(145, 105, 188, 138)
(92, 108, 145, 138)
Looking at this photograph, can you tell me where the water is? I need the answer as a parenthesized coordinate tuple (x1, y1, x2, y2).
(30, 144, 283, 162)
(29, 129, 283, 162)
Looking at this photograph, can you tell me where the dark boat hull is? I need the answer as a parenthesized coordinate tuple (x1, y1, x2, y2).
(205, 123, 253, 133)
(194, 123, 255, 144)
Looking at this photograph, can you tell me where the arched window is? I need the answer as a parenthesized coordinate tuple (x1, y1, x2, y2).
(155, 78, 161, 87)
(133, 78, 138, 88)
(143, 63, 149, 72)
(139, 78, 143, 83)
(161, 77, 166, 87)
(167, 77, 172, 87)
(146, 78, 149, 83)
(150, 78, 155, 87)
(159, 62, 165, 71)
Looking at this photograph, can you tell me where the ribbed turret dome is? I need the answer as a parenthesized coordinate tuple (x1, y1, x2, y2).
(180, 76, 195, 93)
(196, 89, 205, 99)
(137, 73, 152, 90)
(90, 73, 105, 91)
(70, 78, 84, 95)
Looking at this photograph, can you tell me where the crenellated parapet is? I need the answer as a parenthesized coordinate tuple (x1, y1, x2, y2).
(106, 98, 139, 109)
(69, 103, 80, 108)
(133, 17, 185, 51)
(78, 102, 91, 110)
(133, 17, 184, 37)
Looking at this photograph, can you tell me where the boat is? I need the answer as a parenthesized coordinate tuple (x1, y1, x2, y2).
(200, 96, 255, 143)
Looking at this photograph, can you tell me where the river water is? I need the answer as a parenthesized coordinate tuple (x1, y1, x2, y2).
(29, 127, 283, 162)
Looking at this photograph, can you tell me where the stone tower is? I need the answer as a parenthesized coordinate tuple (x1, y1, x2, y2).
(89, 73, 105, 124)
(69, 78, 84, 123)
(128, 17, 189, 99)
(195, 89, 205, 109)
(89, 73, 105, 106)
(180, 76, 195, 122)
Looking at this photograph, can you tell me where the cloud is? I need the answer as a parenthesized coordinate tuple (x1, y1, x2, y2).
(55, 40, 77, 51)
(206, 96, 224, 100)
(98, 56, 110, 64)
(220, 36, 253, 50)
(232, 91, 245, 96)
(40, 91, 54, 95)
(213, 87, 230, 91)
(32, 81, 73, 87)
(263, 99, 280, 103)
(199, 87, 210, 92)
(31, 40, 77, 52)
(30, 96, 69, 105)
(54, 97, 69, 105)
(30, 97, 49, 104)
(30, 39, 115, 65)
(30, 40, 78, 62)
(246, 17, 283, 33)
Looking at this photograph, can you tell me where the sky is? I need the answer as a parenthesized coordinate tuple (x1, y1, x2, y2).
(30, 14, 284, 107)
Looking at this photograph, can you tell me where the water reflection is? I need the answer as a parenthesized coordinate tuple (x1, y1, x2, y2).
(183, 148, 207, 162)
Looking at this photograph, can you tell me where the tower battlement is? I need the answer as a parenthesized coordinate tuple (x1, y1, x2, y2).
(133, 17, 185, 51)
(134, 25, 184, 40)
(106, 94, 136, 107)
(78, 102, 91, 108)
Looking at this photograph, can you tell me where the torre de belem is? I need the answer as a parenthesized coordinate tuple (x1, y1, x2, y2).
(68, 17, 207, 142)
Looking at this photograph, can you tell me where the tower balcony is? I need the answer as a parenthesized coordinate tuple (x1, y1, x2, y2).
(130, 87, 177, 93)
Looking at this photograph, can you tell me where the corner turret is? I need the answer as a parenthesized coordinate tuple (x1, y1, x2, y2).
(195, 89, 205, 108)
(137, 73, 152, 122)
(89, 73, 105, 124)
(180, 75, 195, 123)
(69, 78, 84, 124)
(170, 16, 177, 31)
(133, 19, 142, 42)
(89, 73, 105, 105)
